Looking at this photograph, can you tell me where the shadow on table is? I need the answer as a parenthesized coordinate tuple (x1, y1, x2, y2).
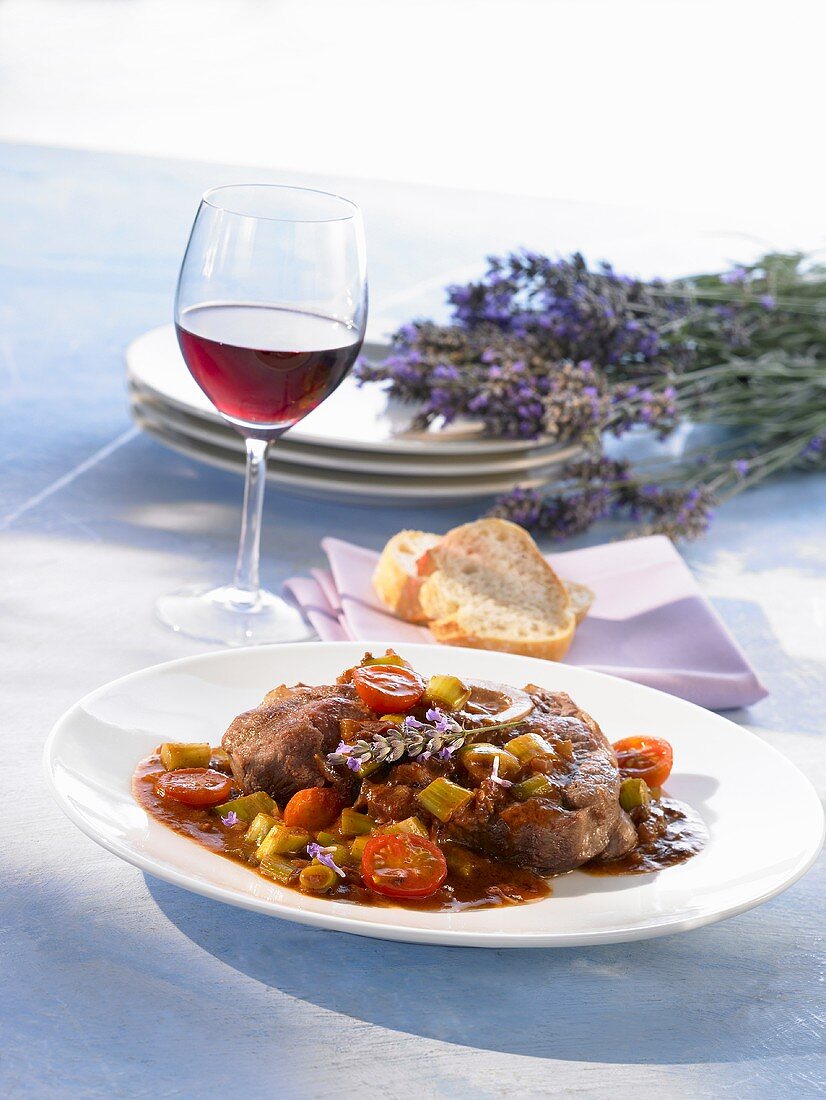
(146, 873, 812, 1065)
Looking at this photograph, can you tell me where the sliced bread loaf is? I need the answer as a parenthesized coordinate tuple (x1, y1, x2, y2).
(418, 518, 577, 660)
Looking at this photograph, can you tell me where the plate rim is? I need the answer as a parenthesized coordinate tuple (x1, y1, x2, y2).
(132, 412, 557, 500)
(129, 386, 583, 477)
(44, 640, 825, 948)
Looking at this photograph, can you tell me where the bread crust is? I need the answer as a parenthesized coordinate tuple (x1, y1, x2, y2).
(372, 530, 440, 622)
(428, 611, 576, 661)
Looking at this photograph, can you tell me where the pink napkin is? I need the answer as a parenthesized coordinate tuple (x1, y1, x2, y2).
(286, 535, 768, 711)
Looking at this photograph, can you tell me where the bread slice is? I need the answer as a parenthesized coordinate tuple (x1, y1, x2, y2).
(372, 530, 442, 622)
(418, 518, 577, 660)
(564, 579, 594, 625)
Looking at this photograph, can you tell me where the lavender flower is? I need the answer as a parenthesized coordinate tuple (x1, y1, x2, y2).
(362, 249, 824, 541)
(425, 707, 450, 733)
(220, 811, 239, 827)
(328, 711, 466, 772)
(721, 266, 749, 285)
(803, 433, 825, 458)
(491, 454, 717, 542)
(490, 756, 513, 788)
(307, 843, 345, 878)
(356, 250, 698, 443)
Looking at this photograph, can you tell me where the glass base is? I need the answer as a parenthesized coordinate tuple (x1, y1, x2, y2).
(156, 583, 315, 646)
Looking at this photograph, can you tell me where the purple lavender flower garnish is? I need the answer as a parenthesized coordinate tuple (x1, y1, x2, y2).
(328, 709, 466, 772)
(490, 756, 513, 788)
(425, 707, 450, 733)
(307, 843, 345, 878)
(221, 811, 239, 827)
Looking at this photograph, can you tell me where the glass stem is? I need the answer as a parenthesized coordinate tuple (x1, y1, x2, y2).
(232, 437, 269, 600)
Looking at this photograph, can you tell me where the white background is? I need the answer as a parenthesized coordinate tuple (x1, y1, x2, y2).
(1, 0, 824, 249)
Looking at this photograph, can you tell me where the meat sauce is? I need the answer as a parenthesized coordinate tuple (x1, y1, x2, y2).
(585, 797, 708, 875)
(133, 755, 551, 911)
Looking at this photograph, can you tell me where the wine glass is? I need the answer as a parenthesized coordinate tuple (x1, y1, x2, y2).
(157, 184, 368, 645)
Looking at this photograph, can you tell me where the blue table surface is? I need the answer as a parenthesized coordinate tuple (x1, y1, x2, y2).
(1, 142, 824, 1099)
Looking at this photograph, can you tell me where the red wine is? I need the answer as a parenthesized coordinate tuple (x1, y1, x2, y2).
(176, 304, 362, 435)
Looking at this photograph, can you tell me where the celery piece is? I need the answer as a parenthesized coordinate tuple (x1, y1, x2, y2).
(349, 835, 370, 861)
(212, 791, 275, 824)
(380, 816, 429, 838)
(245, 812, 278, 849)
(256, 826, 309, 861)
(339, 808, 375, 837)
(357, 760, 382, 779)
(424, 674, 471, 712)
(315, 830, 342, 848)
(417, 778, 473, 822)
(324, 843, 352, 868)
(360, 653, 406, 668)
(258, 853, 296, 884)
(513, 774, 555, 800)
(458, 743, 520, 778)
(159, 742, 211, 771)
(619, 777, 651, 812)
(299, 862, 339, 893)
(505, 732, 555, 764)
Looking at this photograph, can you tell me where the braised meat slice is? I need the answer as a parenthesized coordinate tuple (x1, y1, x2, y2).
(349, 685, 636, 874)
(222, 683, 369, 805)
(444, 687, 636, 873)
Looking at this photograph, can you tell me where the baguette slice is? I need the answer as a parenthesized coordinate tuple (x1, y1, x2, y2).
(372, 530, 442, 622)
(564, 579, 595, 625)
(419, 518, 577, 660)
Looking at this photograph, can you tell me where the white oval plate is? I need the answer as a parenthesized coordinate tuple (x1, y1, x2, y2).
(44, 642, 823, 948)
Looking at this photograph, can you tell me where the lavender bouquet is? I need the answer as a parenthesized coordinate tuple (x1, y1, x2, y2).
(356, 251, 826, 540)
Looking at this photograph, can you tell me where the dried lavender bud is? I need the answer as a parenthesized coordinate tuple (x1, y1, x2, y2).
(327, 710, 466, 771)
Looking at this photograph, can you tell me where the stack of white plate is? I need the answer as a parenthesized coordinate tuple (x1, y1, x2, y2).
(127, 325, 579, 504)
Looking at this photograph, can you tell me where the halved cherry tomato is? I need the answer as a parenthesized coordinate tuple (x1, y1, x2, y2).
(155, 768, 231, 807)
(361, 834, 447, 899)
(612, 736, 674, 788)
(283, 787, 343, 830)
(352, 664, 424, 713)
